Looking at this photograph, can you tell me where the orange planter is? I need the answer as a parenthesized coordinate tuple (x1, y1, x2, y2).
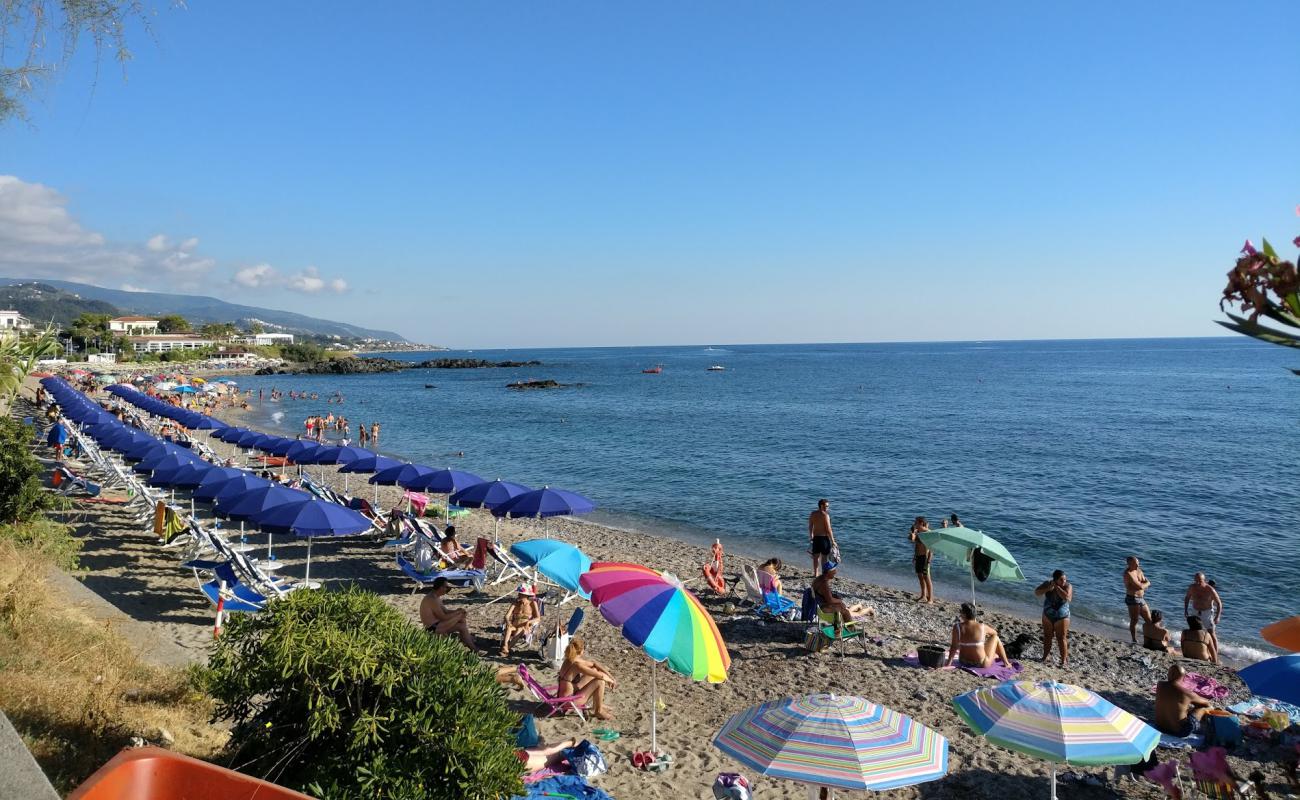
(68, 747, 315, 800)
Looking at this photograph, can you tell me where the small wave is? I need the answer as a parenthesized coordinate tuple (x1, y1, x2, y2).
(1216, 641, 1275, 665)
(271, 411, 284, 423)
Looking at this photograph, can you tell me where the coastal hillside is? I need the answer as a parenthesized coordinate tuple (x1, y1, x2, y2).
(0, 282, 121, 328)
(0, 278, 408, 342)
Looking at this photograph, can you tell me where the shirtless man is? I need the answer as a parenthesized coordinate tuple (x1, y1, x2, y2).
(1183, 572, 1222, 654)
(811, 561, 871, 626)
(1154, 664, 1212, 737)
(808, 499, 836, 577)
(1123, 556, 1152, 643)
(908, 516, 934, 603)
(419, 577, 477, 651)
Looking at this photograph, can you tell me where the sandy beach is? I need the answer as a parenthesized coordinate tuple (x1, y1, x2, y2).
(23, 384, 1298, 800)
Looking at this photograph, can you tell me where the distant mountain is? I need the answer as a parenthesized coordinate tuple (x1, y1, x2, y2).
(0, 278, 408, 342)
(0, 282, 121, 327)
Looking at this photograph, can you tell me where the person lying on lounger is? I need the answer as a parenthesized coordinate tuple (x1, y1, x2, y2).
(420, 577, 478, 652)
(946, 602, 1011, 668)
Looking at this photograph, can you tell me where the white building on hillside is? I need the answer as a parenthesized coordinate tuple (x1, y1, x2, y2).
(240, 332, 295, 346)
(109, 316, 160, 335)
(128, 334, 214, 353)
(0, 310, 31, 338)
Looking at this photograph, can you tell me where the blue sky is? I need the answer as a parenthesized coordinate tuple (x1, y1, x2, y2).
(3, 2, 1297, 347)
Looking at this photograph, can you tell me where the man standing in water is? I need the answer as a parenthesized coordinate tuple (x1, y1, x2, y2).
(1183, 572, 1223, 654)
(1123, 556, 1152, 643)
(908, 516, 934, 603)
(808, 499, 835, 577)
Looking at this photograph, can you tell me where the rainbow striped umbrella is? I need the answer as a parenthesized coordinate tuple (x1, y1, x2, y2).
(714, 694, 949, 791)
(579, 562, 731, 753)
(953, 680, 1158, 799)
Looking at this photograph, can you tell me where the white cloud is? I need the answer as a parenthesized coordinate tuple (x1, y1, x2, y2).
(231, 263, 349, 294)
(0, 175, 217, 290)
(120, 284, 149, 292)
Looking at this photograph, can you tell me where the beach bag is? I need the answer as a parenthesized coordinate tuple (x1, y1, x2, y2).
(800, 588, 817, 623)
(1203, 713, 1242, 750)
(513, 713, 539, 748)
(542, 623, 570, 668)
(413, 538, 435, 573)
(971, 547, 993, 582)
(563, 739, 607, 777)
(803, 626, 829, 653)
(712, 772, 752, 800)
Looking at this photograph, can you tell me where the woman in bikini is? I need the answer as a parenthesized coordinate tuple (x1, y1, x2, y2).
(946, 602, 1011, 668)
(1142, 609, 1177, 654)
(557, 638, 617, 721)
(1036, 569, 1073, 667)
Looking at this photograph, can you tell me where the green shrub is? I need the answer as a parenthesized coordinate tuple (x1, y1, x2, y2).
(0, 418, 51, 523)
(203, 586, 523, 800)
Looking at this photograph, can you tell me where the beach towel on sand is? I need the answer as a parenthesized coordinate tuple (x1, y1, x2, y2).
(1150, 672, 1230, 702)
(514, 775, 613, 800)
(903, 652, 1022, 679)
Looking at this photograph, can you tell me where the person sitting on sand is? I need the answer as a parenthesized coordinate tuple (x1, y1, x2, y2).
(757, 558, 785, 597)
(1155, 664, 1212, 737)
(812, 561, 873, 627)
(501, 584, 541, 657)
(1035, 569, 1072, 668)
(419, 577, 477, 651)
(946, 602, 1011, 668)
(516, 737, 580, 772)
(1181, 614, 1218, 664)
(557, 638, 616, 721)
(909, 516, 934, 604)
(1142, 609, 1177, 654)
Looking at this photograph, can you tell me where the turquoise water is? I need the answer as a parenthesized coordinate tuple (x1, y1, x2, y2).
(235, 338, 1298, 657)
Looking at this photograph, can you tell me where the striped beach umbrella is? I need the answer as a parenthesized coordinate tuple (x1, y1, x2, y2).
(953, 680, 1158, 799)
(580, 562, 730, 754)
(714, 694, 948, 792)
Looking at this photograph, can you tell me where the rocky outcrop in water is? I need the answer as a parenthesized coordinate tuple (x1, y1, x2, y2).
(506, 379, 565, 390)
(256, 357, 542, 376)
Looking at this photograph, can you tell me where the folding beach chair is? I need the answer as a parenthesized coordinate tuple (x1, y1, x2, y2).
(517, 664, 587, 720)
(811, 602, 869, 657)
(488, 540, 533, 586)
(395, 554, 486, 594)
(52, 465, 101, 497)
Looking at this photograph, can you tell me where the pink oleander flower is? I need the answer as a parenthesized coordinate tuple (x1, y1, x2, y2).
(1293, 235, 1300, 248)
(1241, 239, 1257, 255)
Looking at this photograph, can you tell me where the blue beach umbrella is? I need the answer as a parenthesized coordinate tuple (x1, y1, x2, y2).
(266, 437, 299, 457)
(123, 439, 167, 462)
(172, 385, 197, 394)
(165, 461, 216, 490)
(254, 498, 373, 583)
(103, 428, 153, 453)
(1238, 654, 1300, 706)
(216, 484, 312, 559)
(134, 444, 192, 473)
(234, 429, 271, 449)
(406, 467, 484, 520)
(493, 486, 595, 519)
(340, 454, 402, 474)
(190, 467, 249, 502)
(207, 474, 273, 505)
(509, 539, 592, 598)
(450, 478, 531, 510)
(145, 453, 205, 486)
(285, 440, 323, 464)
(216, 427, 249, 443)
(311, 446, 374, 492)
(369, 463, 438, 511)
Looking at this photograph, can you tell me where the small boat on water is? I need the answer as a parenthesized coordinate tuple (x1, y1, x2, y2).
(641, 365, 663, 374)
(707, 365, 725, 371)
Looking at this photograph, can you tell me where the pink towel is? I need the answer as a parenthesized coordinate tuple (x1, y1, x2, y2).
(958, 659, 1024, 680)
(1181, 672, 1229, 701)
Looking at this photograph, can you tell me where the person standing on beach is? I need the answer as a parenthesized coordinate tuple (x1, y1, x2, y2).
(1183, 573, 1223, 655)
(358, 422, 368, 447)
(371, 422, 381, 448)
(807, 499, 836, 577)
(908, 516, 934, 603)
(1123, 556, 1152, 643)
(1035, 569, 1072, 667)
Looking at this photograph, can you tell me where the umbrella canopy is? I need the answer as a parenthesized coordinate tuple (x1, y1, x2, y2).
(190, 467, 247, 501)
(406, 467, 484, 494)
(172, 385, 197, 394)
(339, 454, 402, 474)
(714, 694, 949, 791)
(580, 562, 729, 682)
(311, 446, 373, 466)
(449, 478, 531, 510)
(206, 474, 273, 505)
(145, 454, 205, 486)
(1238, 654, 1300, 705)
(509, 539, 592, 597)
(1261, 617, 1300, 653)
(255, 498, 372, 538)
(216, 427, 250, 444)
(953, 680, 1157, 799)
(234, 429, 272, 449)
(369, 462, 438, 489)
(215, 485, 312, 522)
(162, 461, 216, 490)
(285, 440, 324, 463)
(492, 486, 596, 519)
(918, 526, 1024, 581)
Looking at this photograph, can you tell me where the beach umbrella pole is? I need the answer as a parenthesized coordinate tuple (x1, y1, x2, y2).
(651, 659, 658, 755)
(970, 563, 976, 607)
(1050, 766, 1057, 800)
(305, 537, 313, 584)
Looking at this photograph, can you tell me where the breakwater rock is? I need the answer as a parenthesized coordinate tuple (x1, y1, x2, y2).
(256, 357, 541, 376)
(507, 379, 565, 390)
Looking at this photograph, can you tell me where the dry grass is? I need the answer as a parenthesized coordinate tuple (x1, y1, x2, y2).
(0, 535, 227, 793)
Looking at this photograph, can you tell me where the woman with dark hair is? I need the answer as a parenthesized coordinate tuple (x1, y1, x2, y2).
(1035, 569, 1073, 667)
(1181, 614, 1218, 663)
(1142, 609, 1177, 653)
(946, 602, 1011, 668)
(757, 558, 785, 597)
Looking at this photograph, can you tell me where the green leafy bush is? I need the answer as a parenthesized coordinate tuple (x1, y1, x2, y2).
(203, 586, 523, 800)
(0, 518, 81, 572)
(0, 418, 51, 523)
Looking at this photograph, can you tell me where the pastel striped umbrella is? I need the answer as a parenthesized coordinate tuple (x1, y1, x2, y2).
(579, 562, 731, 753)
(953, 680, 1158, 799)
(714, 694, 949, 792)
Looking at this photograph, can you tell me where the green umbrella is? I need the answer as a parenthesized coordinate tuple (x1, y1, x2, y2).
(918, 526, 1024, 604)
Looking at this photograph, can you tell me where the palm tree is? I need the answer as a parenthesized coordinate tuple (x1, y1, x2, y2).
(0, 325, 61, 411)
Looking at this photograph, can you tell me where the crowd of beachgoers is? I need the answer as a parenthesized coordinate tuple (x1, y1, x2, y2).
(16, 371, 1300, 800)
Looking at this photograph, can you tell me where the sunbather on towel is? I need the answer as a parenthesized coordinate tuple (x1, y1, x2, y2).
(946, 602, 1011, 668)
(517, 737, 579, 772)
(558, 638, 616, 721)
(420, 577, 478, 652)
(501, 584, 541, 657)
(1155, 664, 1212, 737)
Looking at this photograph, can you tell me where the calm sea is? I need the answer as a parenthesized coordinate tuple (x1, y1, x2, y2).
(235, 338, 1298, 659)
